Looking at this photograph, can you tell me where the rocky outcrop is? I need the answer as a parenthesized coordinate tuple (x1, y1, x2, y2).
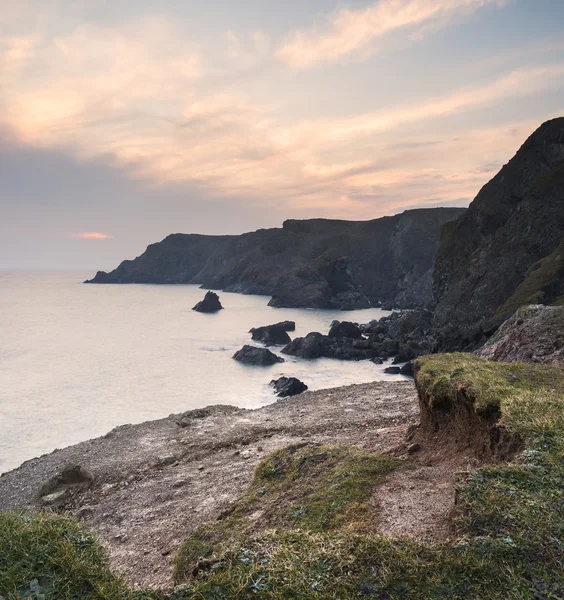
(328, 321, 363, 339)
(270, 377, 308, 397)
(250, 323, 294, 346)
(268, 256, 371, 310)
(433, 118, 564, 350)
(281, 332, 376, 361)
(476, 305, 564, 365)
(232, 345, 284, 366)
(192, 291, 223, 313)
(85, 208, 465, 309)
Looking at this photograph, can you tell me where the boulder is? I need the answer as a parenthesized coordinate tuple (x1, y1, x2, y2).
(400, 361, 414, 376)
(476, 305, 564, 365)
(370, 357, 384, 365)
(250, 323, 292, 346)
(384, 366, 402, 374)
(282, 332, 376, 361)
(281, 333, 323, 359)
(270, 377, 308, 397)
(39, 464, 94, 501)
(328, 321, 362, 339)
(277, 321, 296, 332)
(233, 345, 284, 366)
(192, 291, 223, 313)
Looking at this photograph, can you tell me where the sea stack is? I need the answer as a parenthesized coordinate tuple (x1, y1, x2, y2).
(192, 291, 223, 313)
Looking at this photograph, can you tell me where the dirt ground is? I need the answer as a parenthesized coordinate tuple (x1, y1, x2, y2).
(0, 380, 465, 591)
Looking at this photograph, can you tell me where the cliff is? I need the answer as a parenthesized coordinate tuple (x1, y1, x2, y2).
(86, 207, 465, 309)
(433, 118, 564, 349)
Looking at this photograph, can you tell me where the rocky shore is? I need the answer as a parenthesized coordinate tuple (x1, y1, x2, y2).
(0, 381, 420, 590)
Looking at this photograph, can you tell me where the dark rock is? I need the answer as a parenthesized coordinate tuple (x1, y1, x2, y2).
(370, 357, 384, 365)
(85, 208, 465, 310)
(407, 443, 421, 454)
(277, 321, 296, 332)
(328, 321, 363, 339)
(400, 361, 414, 376)
(270, 377, 308, 397)
(192, 291, 223, 313)
(384, 366, 402, 374)
(250, 323, 292, 346)
(233, 345, 284, 366)
(39, 464, 94, 501)
(282, 332, 376, 361)
(433, 118, 564, 350)
(476, 305, 564, 365)
(281, 333, 323, 359)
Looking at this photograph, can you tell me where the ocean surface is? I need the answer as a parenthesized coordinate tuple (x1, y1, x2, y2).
(0, 271, 407, 473)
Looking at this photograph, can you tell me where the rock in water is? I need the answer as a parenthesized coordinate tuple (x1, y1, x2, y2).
(233, 345, 285, 366)
(328, 321, 362, 339)
(250, 323, 293, 346)
(282, 333, 323, 359)
(192, 291, 223, 313)
(384, 366, 402, 374)
(270, 376, 308, 397)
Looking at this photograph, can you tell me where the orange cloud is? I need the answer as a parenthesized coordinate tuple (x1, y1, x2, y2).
(276, 0, 509, 69)
(70, 232, 113, 240)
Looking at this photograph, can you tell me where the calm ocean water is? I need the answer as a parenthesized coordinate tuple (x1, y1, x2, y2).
(0, 271, 406, 473)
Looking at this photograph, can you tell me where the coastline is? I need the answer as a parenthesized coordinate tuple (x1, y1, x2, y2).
(0, 381, 419, 589)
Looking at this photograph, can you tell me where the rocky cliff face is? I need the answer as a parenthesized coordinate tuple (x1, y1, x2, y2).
(433, 118, 564, 350)
(86, 207, 464, 308)
(476, 305, 564, 365)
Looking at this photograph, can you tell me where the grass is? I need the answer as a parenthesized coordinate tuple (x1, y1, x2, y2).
(496, 236, 564, 318)
(0, 511, 157, 600)
(2, 355, 563, 599)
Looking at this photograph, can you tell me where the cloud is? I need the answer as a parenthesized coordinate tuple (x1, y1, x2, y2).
(276, 0, 509, 69)
(69, 232, 113, 239)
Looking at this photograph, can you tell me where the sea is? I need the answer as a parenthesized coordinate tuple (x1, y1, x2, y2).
(0, 271, 407, 474)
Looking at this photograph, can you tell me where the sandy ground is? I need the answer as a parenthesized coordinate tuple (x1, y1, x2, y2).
(0, 380, 459, 590)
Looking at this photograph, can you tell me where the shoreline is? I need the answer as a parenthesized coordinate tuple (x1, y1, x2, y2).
(0, 380, 419, 589)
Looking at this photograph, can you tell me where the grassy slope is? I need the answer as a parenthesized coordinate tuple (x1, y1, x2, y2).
(1, 355, 563, 599)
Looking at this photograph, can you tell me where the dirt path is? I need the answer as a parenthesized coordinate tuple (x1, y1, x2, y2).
(0, 381, 423, 590)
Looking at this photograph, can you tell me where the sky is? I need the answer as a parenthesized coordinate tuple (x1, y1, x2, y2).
(1, 0, 564, 270)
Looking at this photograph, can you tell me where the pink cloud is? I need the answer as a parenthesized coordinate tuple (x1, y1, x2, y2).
(69, 232, 113, 240)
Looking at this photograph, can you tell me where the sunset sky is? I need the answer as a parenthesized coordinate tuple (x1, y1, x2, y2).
(2, 0, 564, 269)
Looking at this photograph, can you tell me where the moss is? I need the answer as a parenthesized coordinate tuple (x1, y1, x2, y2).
(496, 236, 564, 318)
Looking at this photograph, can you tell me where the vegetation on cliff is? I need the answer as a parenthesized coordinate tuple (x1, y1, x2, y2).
(3, 355, 561, 599)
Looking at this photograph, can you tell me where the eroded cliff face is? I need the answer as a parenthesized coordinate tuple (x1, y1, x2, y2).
(86, 207, 464, 309)
(433, 118, 564, 350)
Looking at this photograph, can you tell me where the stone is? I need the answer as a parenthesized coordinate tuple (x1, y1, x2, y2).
(249, 323, 292, 346)
(192, 291, 223, 313)
(328, 321, 363, 339)
(370, 357, 384, 365)
(172, 479, 187, 489)
(281, 333, 323, 359)
(233, 345, 285, 366)
(407, 443, 422, 454)
(400, 361, 415, 376)
(476, 305, 564, 365)
(384, 366, 402, 374)
(270, 376, 308, 398)
(41, 489, 70, 505)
